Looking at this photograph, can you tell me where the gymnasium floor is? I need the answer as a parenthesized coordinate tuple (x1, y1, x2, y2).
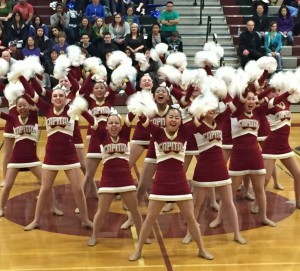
(0, 114, 300, 271)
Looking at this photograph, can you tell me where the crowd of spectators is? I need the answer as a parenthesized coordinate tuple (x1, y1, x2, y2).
(0, 0, 183, 89)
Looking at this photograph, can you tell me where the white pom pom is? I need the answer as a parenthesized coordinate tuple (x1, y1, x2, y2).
(203, 41, 224, 58)
(67, 96, 88, 120)
(244, 60, 263, 82)
(202, 76, 227, 99)
(83, 57, 102, 71)
(257, 56, 277, 74)
(181, 69, 206, 88)
(4, 82, 24, 103)
(106, 51, 132, 70)
(127, 90, 158, 117)
(228, 68, 250, 98)
(7, 60, 32, 82)
(54, 55, 71, 79)
(111, 64, 137, 86)
(189, 91, 219, 119)
(67, 45, 86, 66)
(269, 71, 285, 91)
(215, 66, 236, 86)
(155, 43, 168, 55)
(166, 52, 187, 69)
(0, 58, 9, 77)
(194, 51, 219, 67)
(150, 48, 159, 61)
(157, 65, 182, 85)
(135, 52, 147, 63)
(23, 56, 44, 76)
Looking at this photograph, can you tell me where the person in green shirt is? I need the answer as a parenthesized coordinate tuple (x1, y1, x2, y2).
(160, 1, 179, 38)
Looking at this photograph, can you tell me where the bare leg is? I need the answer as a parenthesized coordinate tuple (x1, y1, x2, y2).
(250, 174, 275, 227)
(207, 187, 219, 211)
(182, 186, 206, 244)
(83, 158, 100, 198)
(129, 200, 165, 261)
(121, 191, 143, 236)
(24, 169, 58, 230)
(65, 168, 92, 227)
(177, 200, 213, 260)
(183, 155, 193, 172)
(216, 185, 247, 244)
(242, 175, 255, 201)
(272, 165, 284, 190)
(0, 168, 19, 216)
(121, 162, 156, 230)
(87, 193, 115, 246)
(76, 148, 86, 175)
(1, 138, 15, 187)
(129, 143, 145, 169)
(29, 167, 63, 216)
(280, 157, 300, 208)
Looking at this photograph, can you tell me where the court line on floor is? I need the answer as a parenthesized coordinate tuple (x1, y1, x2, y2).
(130, 218, 145, 267)
(153, 220, 173, 271)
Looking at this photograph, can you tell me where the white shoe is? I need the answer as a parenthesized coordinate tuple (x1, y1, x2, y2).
(0, 181, 5, 187)
(162, 202, 175, 212)
(141, 8, 145, 15)
(75, 208, 80, 214)
(136, 7, 141, 13)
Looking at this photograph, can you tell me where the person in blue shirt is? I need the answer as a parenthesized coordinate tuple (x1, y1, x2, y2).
(84, 0, 106, 23)
(264, 21, 282, 71)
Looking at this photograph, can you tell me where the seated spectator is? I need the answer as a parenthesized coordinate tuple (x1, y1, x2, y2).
(108, 0, 125, 16)
(123, 6, 140, 26)
(146, 22, 167, 49)
(251, 3, 269, 40)
(52, 31, 69, 55)
(92, 17, 109, 46)
(43, 49, 59, 88)
(1, 50, 17, 71)
(109, 13, 130, 50)
(78, 17, 93, 40)
(264, 21, 282, 71)
(238, 20, 262, 67)
(7, 40, 23, 60)
(49, 26, 60, 47)
(96, 31, 118, 62)
(22, 36, 41, 58)
(0, 0, 13, 28)
(166, 31, 183, 53)
(252, 0, 269, 14)
(50, 2, 73, 44)
(78, 34, 97, 57)
(84, 0, 106, 23)
(12, 0, 34, 26)
(9, 11, 28, 46)
(124, 23, 144, 53)
(34, 27, 52, 63)
(160, 1, 179, 39)
(29, 15, 49, 37)
(277, 5, 295, 45)
(293, 8, 300, 35)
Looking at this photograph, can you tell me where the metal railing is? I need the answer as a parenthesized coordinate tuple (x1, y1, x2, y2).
(192, 0, 205, 25)
(205, 15, 212, 43)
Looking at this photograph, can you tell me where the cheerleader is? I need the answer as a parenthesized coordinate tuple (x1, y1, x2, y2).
(128, 107, 213, 261)
(262, 72, 300, 209)
(228, 83, 276, 227)
(0, 96, 62, 217)
(20, 77, 94, 230)
(87, 112, 143, 246)
(181, 91, 246, 245)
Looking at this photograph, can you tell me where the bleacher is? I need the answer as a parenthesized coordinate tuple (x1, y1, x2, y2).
(222, 0, 300, 70)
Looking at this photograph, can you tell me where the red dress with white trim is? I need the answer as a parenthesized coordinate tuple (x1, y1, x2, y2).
(0, 111, 42, 168)
(192, 108, 232, 187)
(98, 123, 136, 193)
(262, 92, 293, 159)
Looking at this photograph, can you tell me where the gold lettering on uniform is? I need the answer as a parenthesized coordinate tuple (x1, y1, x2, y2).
(47, 117, 69, 126)
(158, 142, 183, 152)
(238, 119, 259, 129)
(275, 111, 291, 121)
(203, 130, 222, 141)
(104, 143, 127, 153)
(14, 126, 36, 135)
(91, 107, 111, 116)
(152, 117, 166, 127)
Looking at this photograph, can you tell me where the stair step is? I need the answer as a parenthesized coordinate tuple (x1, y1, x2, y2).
(184, 45, 237, 56)
(180, 16, 226, 25)
(178, 25, 229, 35)
(173, 0, 220, 6)
(175, 6, 223, 15)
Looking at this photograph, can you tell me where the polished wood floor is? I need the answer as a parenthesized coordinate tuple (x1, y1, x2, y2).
(0, 114, 300, 271)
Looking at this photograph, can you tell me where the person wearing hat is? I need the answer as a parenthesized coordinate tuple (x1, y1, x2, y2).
(7, 40, 23, 60)
(166, 31, 183, 53)
(12, 0, 34, 26)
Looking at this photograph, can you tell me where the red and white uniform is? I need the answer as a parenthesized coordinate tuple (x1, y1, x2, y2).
(262, 92, 293, 159)
(192, 109, 232, 187)
(144, 106, 169, 164)
(36, 98, 81, 170)
(142, 121, 193, 201)
(229, 102, 266, 176)
(98, 124, 136, 193)
(0, 111, 41, 168)
(257, 113, 270, 142)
